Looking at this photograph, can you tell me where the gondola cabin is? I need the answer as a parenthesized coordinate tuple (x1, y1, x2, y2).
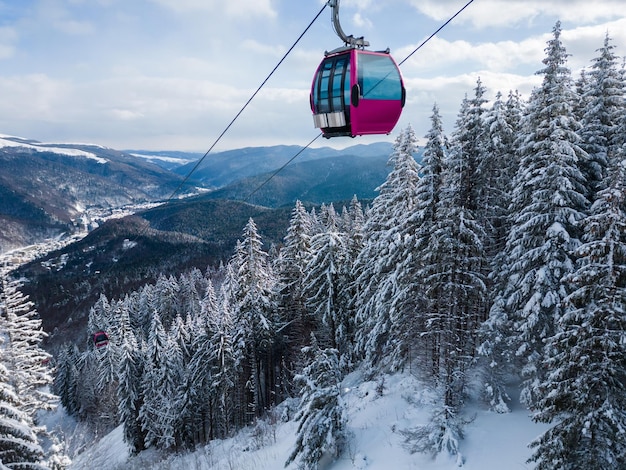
(93, 330, 109, 348)
(311, 48, 405, 138)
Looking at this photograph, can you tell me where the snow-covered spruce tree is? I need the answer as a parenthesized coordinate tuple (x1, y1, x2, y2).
(405, 106, 486, 461)
(480, 89, 523, 260)
(173, 284, 208, 445)
(231, 218, 278, 420)
(211, 284, 237, 438)
(77, 297, 120, 430)
(387, 105, 448, 379)
(178, 270, 203, 320)
(491, 21, 588, 409)
(0, 361, 46, 470)
(139, 310, 181, 449)
(117, 304, 146, 454)
(579, 33, 625, 202)
(136, 284, 157, 339)
(285, 337, 347, 470)
(573, 68, 591, 124)
(528, 128, 626, 470)
(0, 279, 50, 469)
(87, 293, 111, 339)
(0, 279, 55, 417)
(154, 274, 181, 327)
(274, 200, 313, 392)
(353, 125, 421, 369)
(183, 286, 221, 445)
(304, 205, 353, 370)
(455, 78, 488, 218)
(160, 328, 186, 449)
(476, 90, 524, 413)
(335, 197, 365, 372)
(53, 343, 80, 417)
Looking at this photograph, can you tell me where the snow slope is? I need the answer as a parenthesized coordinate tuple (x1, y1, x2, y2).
(68, 372, 550, 470)
(0, 136, 107, 162)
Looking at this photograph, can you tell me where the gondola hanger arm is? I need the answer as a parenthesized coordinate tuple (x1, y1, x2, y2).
(328, 0, 369, 48)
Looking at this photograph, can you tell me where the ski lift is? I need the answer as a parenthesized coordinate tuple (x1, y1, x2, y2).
(311, 0, 405, 138)
(93, 330, 109, 348)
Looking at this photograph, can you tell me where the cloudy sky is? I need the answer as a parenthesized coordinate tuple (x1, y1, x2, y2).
(1, 0, 625, 152)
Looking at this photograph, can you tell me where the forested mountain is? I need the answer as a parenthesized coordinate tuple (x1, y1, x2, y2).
(199, 153, 390, 207)
(172, 142, 393, 188)
(0, 136, 190, 252)
(2, 23, 626, 470)
(0, 138, 393, 253)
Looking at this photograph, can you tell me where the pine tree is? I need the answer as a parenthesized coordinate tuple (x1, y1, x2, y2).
(455, 78, 488, 218)
(285, 338, 346, 470)
(52, 343, 80, 417)
(392, 107, 447, 374)
(274, 200, 313, 390)
(529, 125, 626, 470)
(139, 311, 173, 449)
(480, 90, 523, 259)
(304, 205, 352, 368)
(477, 90, 523, 412)
(185, 295, 219, 445)
(353, 126, 421, 368)
(212, 284, 237, 438)
(154, 274, 180, 326)
(580, 33, 625, 201)
(0, 362, 46, 470)
(231, 218, 278, 420)
(492, 21, 588, 408)
(0, 279, 55, 417)
(87, 293, 112, 348)
(337, 196, 365, 370)
(117, 304, 146, 453)
(401, 92, 487, 460)
(0, 278, 49, 469)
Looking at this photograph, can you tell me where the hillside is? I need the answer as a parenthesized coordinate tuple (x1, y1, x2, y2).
(0, 135, 190, 252)
(201, 153, 389, 207)
(173, 142, 394, 188)
(64, 371, 550, 470)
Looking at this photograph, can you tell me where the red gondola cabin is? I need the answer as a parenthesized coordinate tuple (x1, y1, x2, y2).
(311, 47, 405, 138)
(93, 331, 109, 348)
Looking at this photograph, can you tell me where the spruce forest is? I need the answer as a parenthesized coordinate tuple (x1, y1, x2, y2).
(2, 21, 626, 469)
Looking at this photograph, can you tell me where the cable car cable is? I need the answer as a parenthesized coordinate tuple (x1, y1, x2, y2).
(167, 3, 328, 203)
(244, 132, 323, 203)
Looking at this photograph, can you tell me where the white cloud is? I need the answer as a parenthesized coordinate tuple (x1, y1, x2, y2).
(0, 74, 71, 121)
(410, 0, 626, 28)
(53, 18, 94, 35)
(560, 19, 626, 71)
(150, 0, 277, 19)
(240, 39, 286, 58)
(352, 12, 373, 30)
(397, 35, 547, 75)
(110, 109, 144, 121)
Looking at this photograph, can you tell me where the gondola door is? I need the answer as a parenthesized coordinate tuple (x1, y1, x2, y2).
(349, 50, 404, 136)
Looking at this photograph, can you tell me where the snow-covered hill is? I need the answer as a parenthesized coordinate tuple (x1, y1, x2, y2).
(67, 372, 550, 470)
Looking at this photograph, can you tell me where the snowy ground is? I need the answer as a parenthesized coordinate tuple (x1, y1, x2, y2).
(66, 372, 550, 470)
